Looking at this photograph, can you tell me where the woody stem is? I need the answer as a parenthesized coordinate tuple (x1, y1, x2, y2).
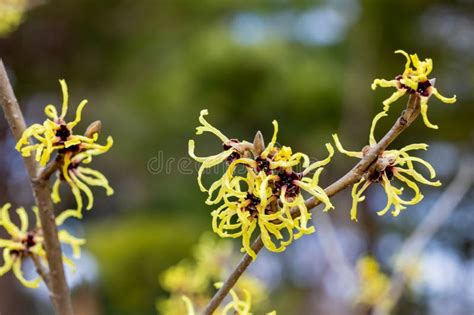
(0, 60, 74, 315)
(203, 94, 421, 315)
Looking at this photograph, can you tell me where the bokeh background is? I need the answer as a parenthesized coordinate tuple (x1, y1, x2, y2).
(0, 0, 473, 314)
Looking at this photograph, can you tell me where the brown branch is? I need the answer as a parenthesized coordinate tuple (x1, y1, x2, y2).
(30, 253, 52, 290)
(203, 94, 421, 314)
(38, 154, 63, 181)
(0, 60, 74, 315)
(373, 156, 474, 315)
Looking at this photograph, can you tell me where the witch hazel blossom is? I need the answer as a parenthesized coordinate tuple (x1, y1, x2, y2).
(0, 78, 115, 292)
(189, 109, 334, 259)
(332, 112, 441, 221)
(182, 283, 276, 315)
(14, 79, 115, 225)
(0, 203, 85, 288)
(53, 134, 114, 225)
(371, 50, 456, 129)
(16, 79, 106, 166)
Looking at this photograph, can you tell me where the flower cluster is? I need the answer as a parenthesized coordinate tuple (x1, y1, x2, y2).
(157, 234, 271, 315)
(17, 79, 114, 224)
(372, 50, 456, 129)
(0, 203, 84, 288)
(0, 0, 27, 37)
(2, 80, 114, 289)
(182, 284, 276, 315)
(333, 112, 441, 221)
(189, 110, 334, 258)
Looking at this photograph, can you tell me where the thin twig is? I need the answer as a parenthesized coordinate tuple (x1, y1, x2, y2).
(38, 155, 63, 181)
(203, 95, 421, 314)
(30, 253, 52, 290)
(0, 60, 74, 315)
(373, 156, 474, 315)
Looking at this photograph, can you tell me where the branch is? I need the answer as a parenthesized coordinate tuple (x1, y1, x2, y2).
(30, 253, 52, 290)
(373, 156, 474, 315)
(0, 60, 74, 315)
(203, 94, 421, 314)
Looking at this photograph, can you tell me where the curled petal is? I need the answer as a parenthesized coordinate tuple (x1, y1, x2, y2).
(241, 220, 258, 259)
(16, 207, 29, 233)
(303, 143, 334, 175)
(420, 98, 438, 129)
(382, 89, 407, 110)
(67, 99, 88, 129)
(332, 134, 363, 158)
(69, 172, 94, 210)
(76, 167, 114, 196)
(261, 120, 279, 159)
(371, 79, 399, 90)
(296, 179, 333, 212)
(0, 248, 14, 276)
(393, 172, 423, 212)
(399, 143, 428, 152)
(188, 140, 234, 192)
(58, 230, 85, 259)
(44, 104, 59, 120)
(182, 296, 195, 315)
(397, 167, 441, 187)
(62, 254, 77, 272)
(12, 258, 41, 288)
(59, 79, 69, 119)
(51, 175, 62, 204)
(350, 179, 371, 221)
(195, 109, 228, 142)
(377, 175, 401, 216)
(431, 87, 456, 104)
(395, 49, 411, 71)
(369, 111, 388, 146)
(188, 139, 234, 192)
(0, 204, 20, 237)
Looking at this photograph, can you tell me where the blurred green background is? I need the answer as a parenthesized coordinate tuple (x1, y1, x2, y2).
(0, 0, 473, 314)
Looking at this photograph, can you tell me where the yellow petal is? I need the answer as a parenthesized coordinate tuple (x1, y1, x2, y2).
(420, 98, 438, 129)
(371, 79, 398, 90)
(15, 207, 29, 233)
(395, 50, 411, 71)
(431, 87, 456, 104)
(332, 134, 363, 158)
(261, 120, 279, 159)
(369, 111, 388, 146)
(59, 79, 69, 120)
(195, 109, 229, 142)
(181, 296, 195, 315)
(67, 99, 88, 129)
(0, 248, 14, 276)
(51, 175, 62, 204)
(13, 258, 41, 289)
(382, 89, 407, 110)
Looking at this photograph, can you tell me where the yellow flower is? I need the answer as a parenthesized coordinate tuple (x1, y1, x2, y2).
(0, 203, 85, 288)
(190, 110, 334, 258)
(158, 234, 269, 315)
(182, 284, 276, 315)
(16, 79, 105, 166)
(188, 109, 253, 197)
(212, 171, 295, 259)
(333, 112, 441, 221)
(371, 50, 456, 129)
(53, 135, 114, 225)
(355, 256, 390, 309)
(0, 0, 27, 37)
